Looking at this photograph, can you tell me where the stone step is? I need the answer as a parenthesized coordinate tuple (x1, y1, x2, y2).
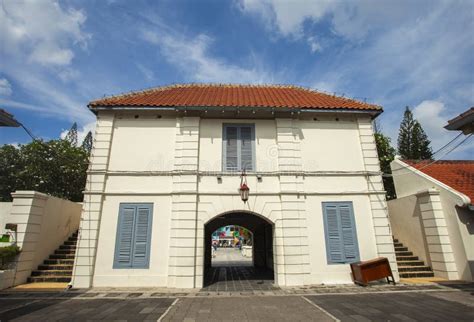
(399, 271, 435, 278)
(54, 249, 76, 255)
(64, 241, 77, 246)
(44, 259, 75, 265)
(59, 245, 77, 250)
(393, 243, 404, 248)
(49, 254, 75, 260)
(395, 251, 413, 256)
(398, 266, 432, 272)
(27, 276, 71, 283)
(394, 247, 408, 252)
(31, 270, 72, 277)
(38, 264, 73, 271)
(396, 255, 419, 261)
(397, 260, 426, 266)
(392, 238, 399, 243)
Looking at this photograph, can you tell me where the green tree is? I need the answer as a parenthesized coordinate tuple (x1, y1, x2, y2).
(397, 106, 433, 160)
(374, 123, 397, 200)
(0, 138, 88, 202)
(81, 131, 93, 155)
(64, 122, 78, 146)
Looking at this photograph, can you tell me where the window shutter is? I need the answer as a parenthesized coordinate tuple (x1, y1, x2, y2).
(240, 126, 254, 171)
(324, 204, 344, 263)
(323, 202, 359, 264)
(225, 126, 238, 171)
(339, 204, 358, 262)
(114, 205, 136, 268)
(114, 203, 153, 269)
(132, 205, 153, 268)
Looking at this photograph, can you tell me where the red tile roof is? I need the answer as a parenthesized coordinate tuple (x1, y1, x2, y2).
(89, 84, 381, 112)
(405, 160, 474, 202)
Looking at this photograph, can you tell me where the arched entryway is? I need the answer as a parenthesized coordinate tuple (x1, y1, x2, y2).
(203, 211, 276, 291)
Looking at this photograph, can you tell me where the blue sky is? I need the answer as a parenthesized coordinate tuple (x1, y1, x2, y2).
(1, 0, 473, 158)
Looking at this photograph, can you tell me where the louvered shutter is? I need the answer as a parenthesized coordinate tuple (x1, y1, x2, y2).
(132, 205, 152, 268)
(114, 205, 136, 268)
(323, 202, 359, 264)
(240, 126, 254, 171)
(114, 203, 153, 269)
(323, 204, 344, 263)
(339, 204, 359, 262)
(225, 126, 238, 171)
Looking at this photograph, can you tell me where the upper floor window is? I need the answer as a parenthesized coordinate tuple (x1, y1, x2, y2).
(222, 124, 255, 171)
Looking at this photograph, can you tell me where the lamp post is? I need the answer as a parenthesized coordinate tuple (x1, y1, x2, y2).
(239, 170, 250, 203)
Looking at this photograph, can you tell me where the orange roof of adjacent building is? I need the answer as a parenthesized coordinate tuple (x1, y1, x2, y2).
(405, 160, 474, 202)
(89, 84, 381, 112)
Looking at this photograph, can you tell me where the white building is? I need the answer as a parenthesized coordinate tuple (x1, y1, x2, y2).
(389, 158, 474, 281)
(71, 84, 398, 289)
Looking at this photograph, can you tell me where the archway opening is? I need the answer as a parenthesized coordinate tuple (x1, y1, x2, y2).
(203, 211, 275, 291)
(211, 225, 253, 268)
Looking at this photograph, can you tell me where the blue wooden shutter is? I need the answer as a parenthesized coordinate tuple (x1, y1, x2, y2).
(323, 204, 344, 263)
(114, 203, 153, 269)
(240, 126, 254, 171)
(339, 204, 359, 262)
(132, 204, 153, 268)
(114, 205, 136, 268)
(225, 126, 238, 171)
(323, 202, 359, 264)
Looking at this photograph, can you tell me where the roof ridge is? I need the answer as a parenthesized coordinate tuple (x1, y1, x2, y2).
(88, 83, 380, 109)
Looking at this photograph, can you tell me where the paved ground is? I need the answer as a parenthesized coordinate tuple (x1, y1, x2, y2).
(211, 247, 252, 267)
(204, 248, 276, 292)
(0, 289, 473, 321)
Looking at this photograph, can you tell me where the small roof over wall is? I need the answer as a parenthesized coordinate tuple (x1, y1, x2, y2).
(404, 160, 474, 205)
(445, 107, 474, 134)
(88, 84, 382, 116)
(0, 109, 20, 127)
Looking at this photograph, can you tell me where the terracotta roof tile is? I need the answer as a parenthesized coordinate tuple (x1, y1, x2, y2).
(405, 160, 474, 203)
(89, 84, 381, 112)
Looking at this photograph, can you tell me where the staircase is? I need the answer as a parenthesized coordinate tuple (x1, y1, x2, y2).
(27, 230, 78, 283)
(393, 237, 434, 278)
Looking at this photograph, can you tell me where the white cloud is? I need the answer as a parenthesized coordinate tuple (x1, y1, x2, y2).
(0, 78, 13, 96)
(142, 29, 276, 83)
(0, 0, 90, 66)
(237, 0, 433, 42)
(411, 100, 474, 158)
(238, 0, 333, 38)
(307, 36, 322, 53)
(136, 63, 155, 81)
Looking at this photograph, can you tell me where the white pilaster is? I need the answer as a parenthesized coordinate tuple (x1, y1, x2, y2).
(357, 118, 399, 280)
(72, 112, 115, 288)
(275, 119, 310, 286)
(168, 117, 201, 288)
(416, 189, 459, 279)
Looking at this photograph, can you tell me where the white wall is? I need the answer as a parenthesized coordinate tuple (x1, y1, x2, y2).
(388, 195, 430, 264)
(0, 202, 12, 236)
(8, 191, 82, 285)
(74, 111, 395, 288)
(391, 159, 474, 281)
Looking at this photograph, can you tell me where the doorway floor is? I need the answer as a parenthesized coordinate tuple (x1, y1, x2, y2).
(202, 248, 277, 292)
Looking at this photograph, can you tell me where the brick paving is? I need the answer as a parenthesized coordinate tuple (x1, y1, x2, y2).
(0, 282, 472, 321)
(203, 248, 277, 292)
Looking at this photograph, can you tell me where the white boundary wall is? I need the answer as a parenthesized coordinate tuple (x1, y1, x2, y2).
(6, 191, 82, 286)
(389, 159, 474, 281)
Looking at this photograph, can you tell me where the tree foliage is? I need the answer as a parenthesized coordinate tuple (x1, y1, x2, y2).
(397, 106, 433, 160)
(81, 131, 93, 154)
(64, 122, 78, 146)
(374, 123, 397, 200)
(0, 138, 89, 202)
